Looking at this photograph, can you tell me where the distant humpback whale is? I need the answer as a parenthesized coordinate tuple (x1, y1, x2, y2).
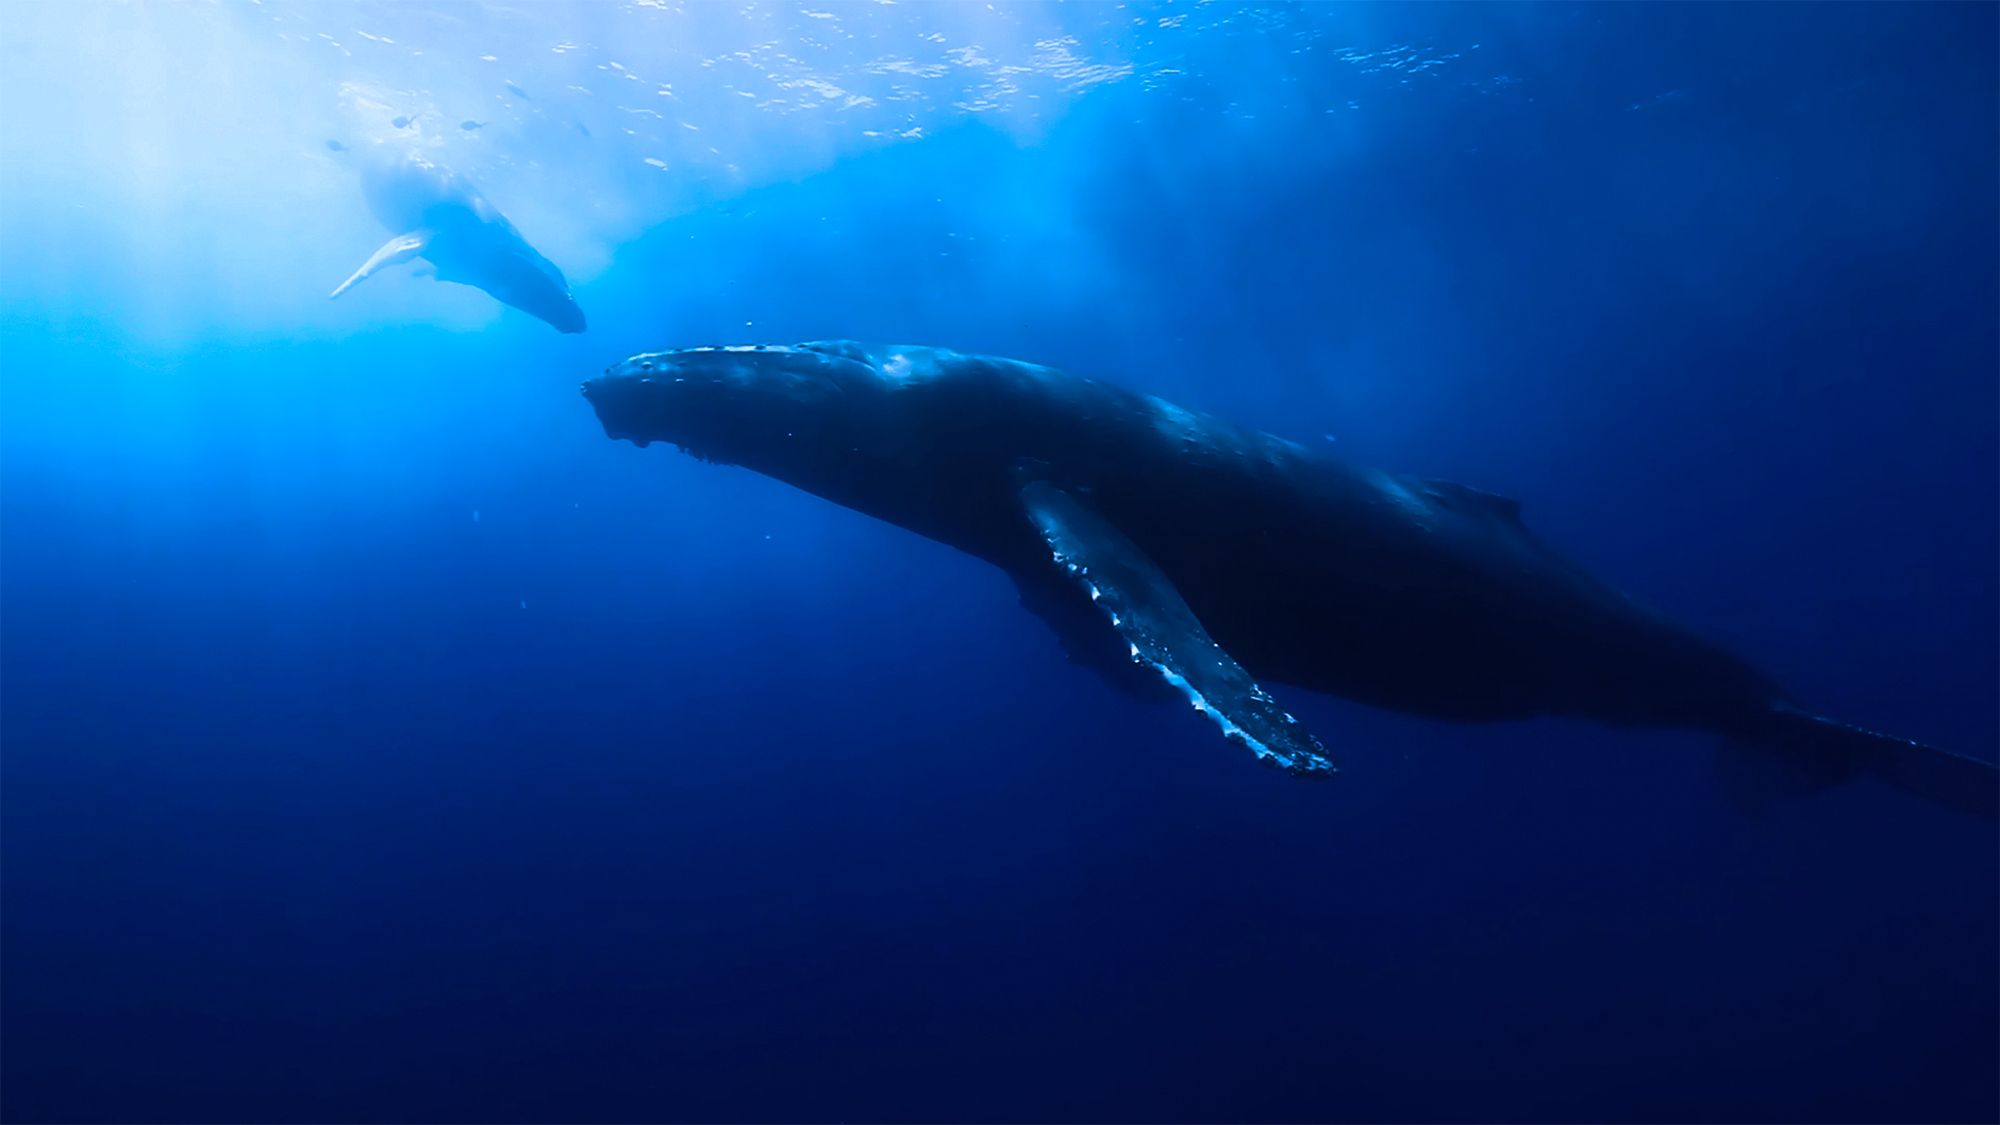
(330, 150, 584, 333)
(582, 342, 1996, 818)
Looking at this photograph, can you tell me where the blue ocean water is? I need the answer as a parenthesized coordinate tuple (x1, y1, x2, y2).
(2, 2, 1995, 1121)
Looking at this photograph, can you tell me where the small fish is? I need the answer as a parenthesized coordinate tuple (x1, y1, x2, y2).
(573, 119, 592, 139)
(460, 120, 484, 131)
(391, 114, 413, 129)
(324, 139, 346, 152)
(505, 81, 531, 100)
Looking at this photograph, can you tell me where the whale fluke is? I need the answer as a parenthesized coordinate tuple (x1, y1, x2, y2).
(1729, 703, 1998, 820)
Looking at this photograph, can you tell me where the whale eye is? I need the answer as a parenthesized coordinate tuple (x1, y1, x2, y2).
(639, 360, 654, 371)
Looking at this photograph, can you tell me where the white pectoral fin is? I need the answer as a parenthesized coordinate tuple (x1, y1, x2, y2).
(1018, 480, 1336, 778)
(329, 230, 432, 298)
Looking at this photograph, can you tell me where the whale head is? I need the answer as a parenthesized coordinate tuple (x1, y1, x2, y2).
(456, 246, 587, 334)
(583, 342, 886, 470)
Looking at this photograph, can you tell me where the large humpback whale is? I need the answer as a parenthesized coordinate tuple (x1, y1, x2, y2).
(331, 151, 585, 333)
(582, 342, 1996, 818)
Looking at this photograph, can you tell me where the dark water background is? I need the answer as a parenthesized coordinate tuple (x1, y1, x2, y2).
(3, 3, 1995, 1121)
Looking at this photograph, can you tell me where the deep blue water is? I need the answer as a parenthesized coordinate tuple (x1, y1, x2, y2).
(3, 3, 1995, 1122)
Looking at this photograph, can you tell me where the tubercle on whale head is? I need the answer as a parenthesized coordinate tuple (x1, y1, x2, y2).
(581, 342, 882, 469)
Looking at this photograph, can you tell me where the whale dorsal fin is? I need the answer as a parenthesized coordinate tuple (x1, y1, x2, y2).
(1018, 481, 1336, 778)
(1420, 478, 1522, 523)
(329, 230, 432, 299)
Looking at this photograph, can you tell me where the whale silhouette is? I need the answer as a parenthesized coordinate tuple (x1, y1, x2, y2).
(584, 341, 1996, 819)
(331, 150, 584, 334)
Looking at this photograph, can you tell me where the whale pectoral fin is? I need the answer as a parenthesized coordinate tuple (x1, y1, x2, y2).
(1018, 481, 1336, 778)
(329, 230, 431, 298)
(1011, 572, 1181, 705)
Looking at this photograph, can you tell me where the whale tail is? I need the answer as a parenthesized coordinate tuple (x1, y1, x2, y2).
(1718, 703, 1997, 820)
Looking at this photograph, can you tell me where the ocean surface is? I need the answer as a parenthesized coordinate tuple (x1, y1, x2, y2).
(2, 3, 1995, 1122)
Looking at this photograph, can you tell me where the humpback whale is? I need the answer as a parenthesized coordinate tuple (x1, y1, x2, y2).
(330, 150, 584, 333)
(582, 342, 1996, 818)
